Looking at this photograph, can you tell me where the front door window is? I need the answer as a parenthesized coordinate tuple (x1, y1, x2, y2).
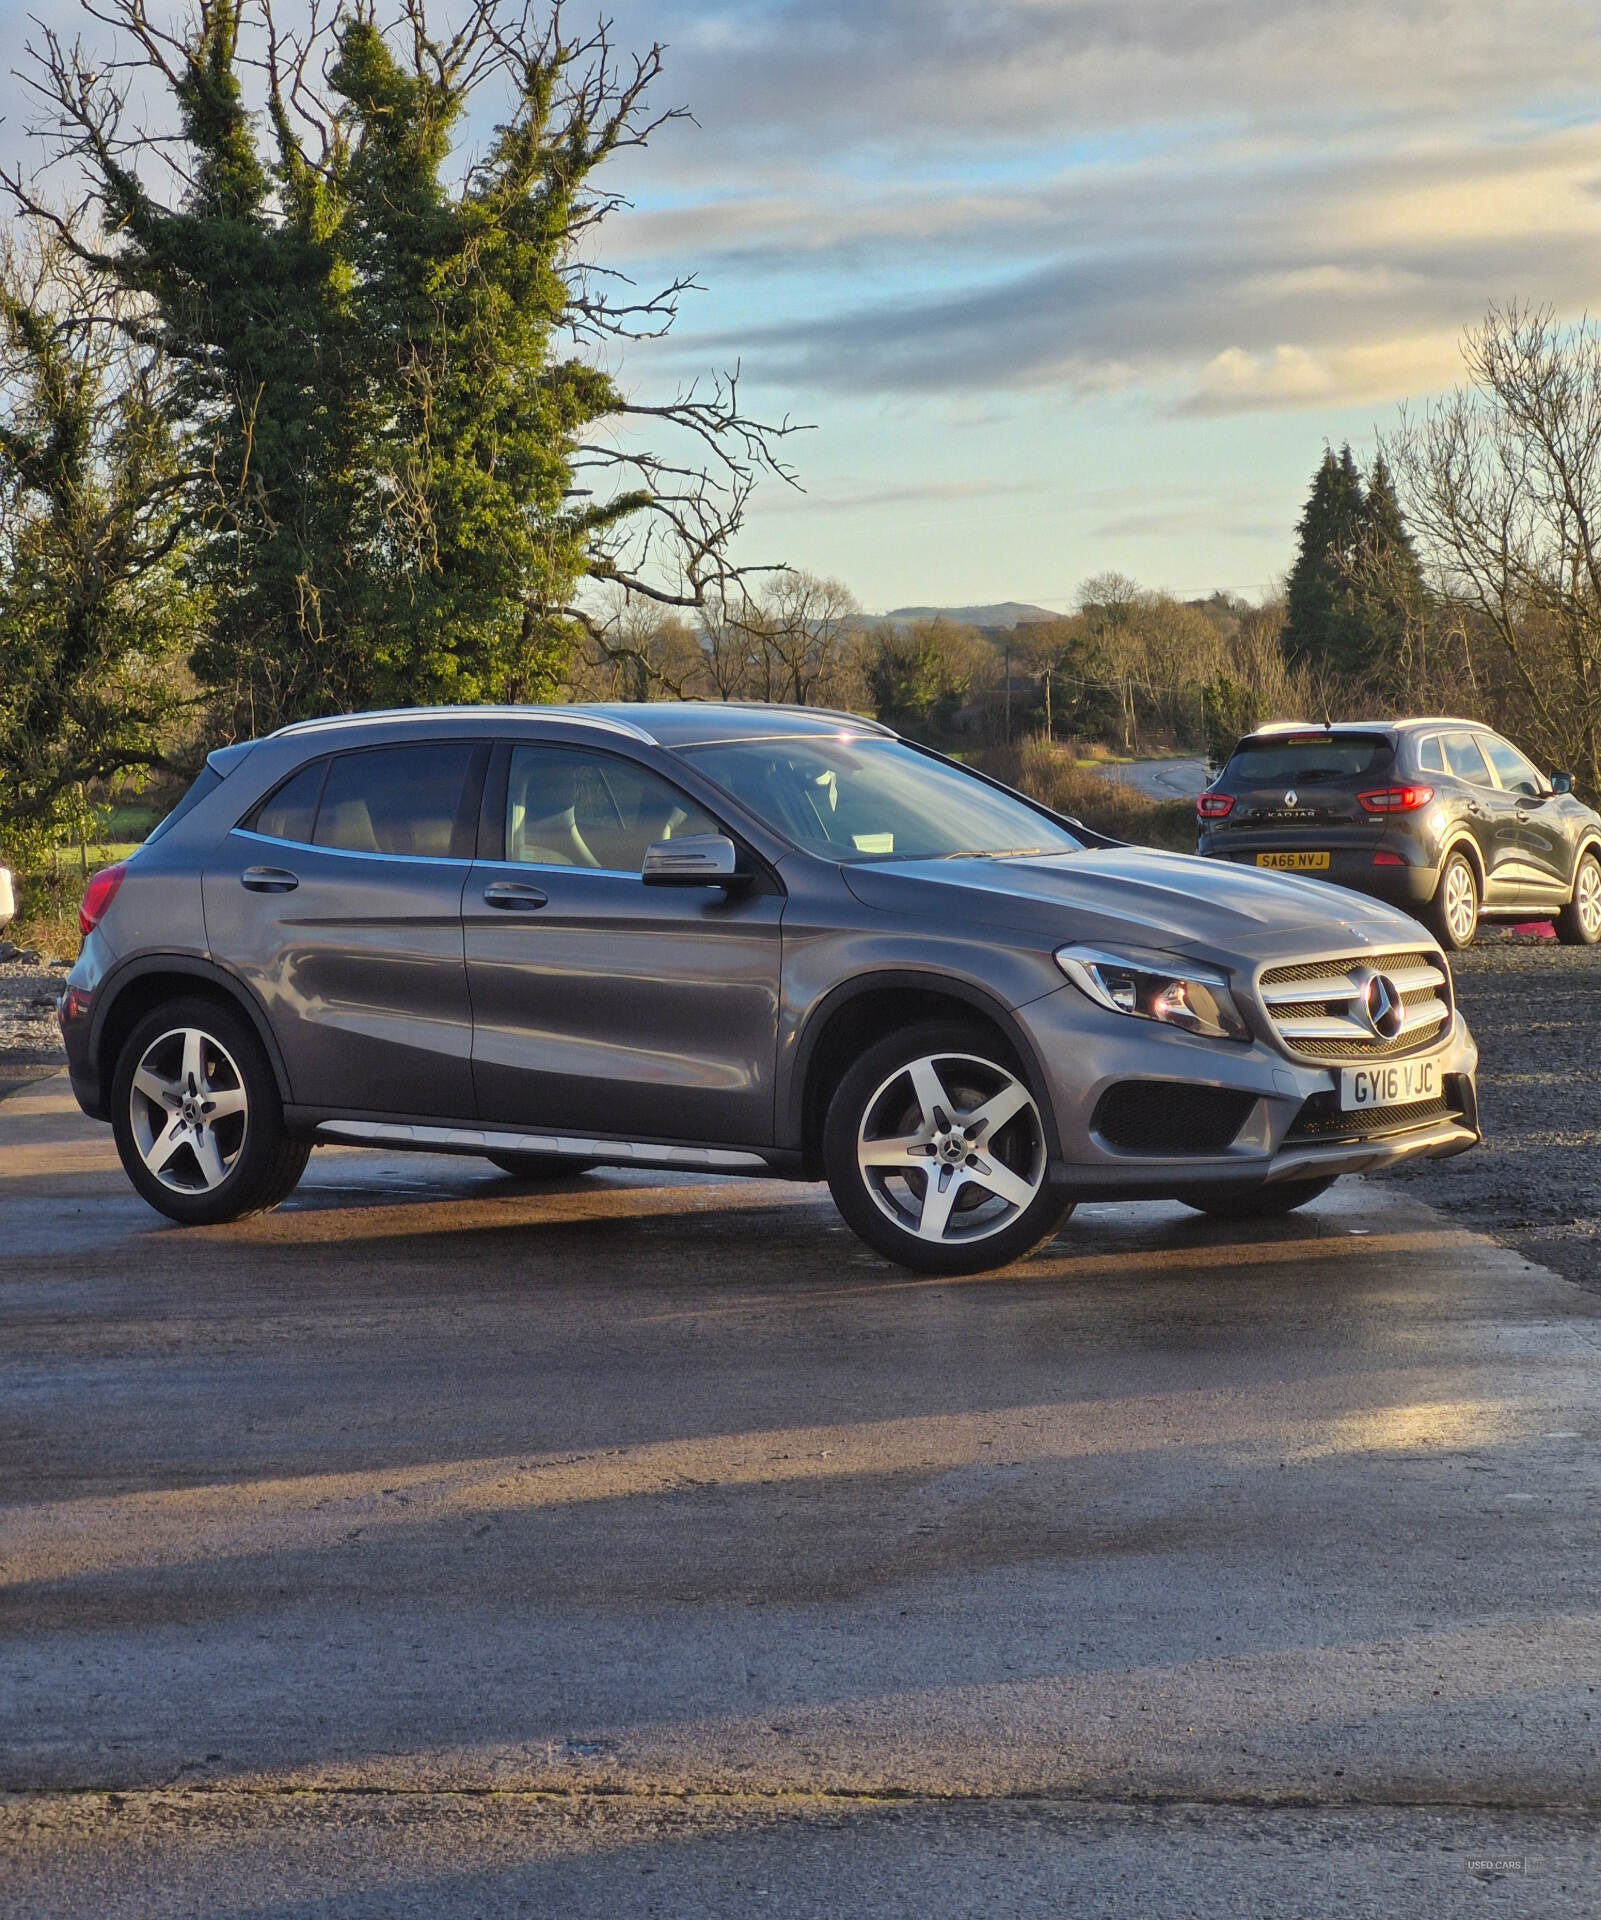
(504, 746, 719, 871)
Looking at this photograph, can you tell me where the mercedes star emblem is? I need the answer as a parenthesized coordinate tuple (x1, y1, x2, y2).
(1360, 971, 1405, 1041)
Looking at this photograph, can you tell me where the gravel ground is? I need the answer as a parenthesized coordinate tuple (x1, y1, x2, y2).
(3, 929, 1598, 1293)
(1379, 930, 1601, 1293)
(0, 947, 69, 1085)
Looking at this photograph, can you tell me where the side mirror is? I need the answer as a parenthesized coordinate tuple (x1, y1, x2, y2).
(1552, 772, 1574, 794)
(641, 833, 743, 887)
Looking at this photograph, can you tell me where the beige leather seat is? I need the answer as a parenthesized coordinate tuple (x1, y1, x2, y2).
(319, 797, 382, 854)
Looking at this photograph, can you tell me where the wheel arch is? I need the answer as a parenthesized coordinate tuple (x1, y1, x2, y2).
(1571, 832, 1601, 890)
(91, 957, 293, 1110)
(1438, 833, 1485, 892)
(790, 971, 1061, 1179)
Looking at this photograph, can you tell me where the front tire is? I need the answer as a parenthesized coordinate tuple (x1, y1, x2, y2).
(110, 997, 309, 1225)
(822, 1020, 1073, 1275)
(1556, 850, 1601, 946)
(1428, 849, 1479, 951)
(1176, 1175, 1337, 1220)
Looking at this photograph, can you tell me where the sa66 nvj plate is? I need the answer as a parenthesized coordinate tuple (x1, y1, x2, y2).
(1340, 1056, 1440, 1111)
(1257, 850, 1330, 871)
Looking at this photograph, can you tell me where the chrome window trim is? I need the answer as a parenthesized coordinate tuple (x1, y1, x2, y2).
(475, 856, 645, 881)
(230, 828, 472, 868)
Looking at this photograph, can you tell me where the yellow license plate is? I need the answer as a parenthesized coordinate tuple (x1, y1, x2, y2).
(1256, 851, 1330, 871)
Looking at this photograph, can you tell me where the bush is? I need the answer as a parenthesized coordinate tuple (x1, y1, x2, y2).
(973, 737, 1196, 852)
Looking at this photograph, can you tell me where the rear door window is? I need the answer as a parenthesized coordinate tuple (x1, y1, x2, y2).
(1441, 732, 1495, 787)
(314, 744, 481, 858)
(1227, 736, 1392, 783)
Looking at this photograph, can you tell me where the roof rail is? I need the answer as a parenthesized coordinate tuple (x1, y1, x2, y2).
(686, 700, 895, 737)
(270, 705, 659, 745)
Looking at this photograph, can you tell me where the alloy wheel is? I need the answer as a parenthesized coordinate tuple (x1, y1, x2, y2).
(1579, 859, 1601, 939)
(855, 1051, 1047, 1246)
(128, 1026, 249, 1194)
(1443, 859, 1477, 946)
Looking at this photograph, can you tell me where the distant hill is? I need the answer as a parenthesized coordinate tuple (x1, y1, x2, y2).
(875, 602, 1060, 629)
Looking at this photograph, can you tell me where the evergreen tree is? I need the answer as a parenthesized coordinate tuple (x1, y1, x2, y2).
(1281, 446, 1431, 689)
(12, 0, 794, 737)
(1201, 673, 1260, 769)
(1282, 445, 1370, 676)
(1355, 454, 1431, 692)
(0, 245, 197, 849)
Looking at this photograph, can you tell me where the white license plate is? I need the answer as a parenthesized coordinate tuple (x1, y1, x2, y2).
(1339, 1056, 1441, 1111)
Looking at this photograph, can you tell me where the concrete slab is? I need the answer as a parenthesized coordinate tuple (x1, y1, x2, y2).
(3, 1072, 1600, 1911)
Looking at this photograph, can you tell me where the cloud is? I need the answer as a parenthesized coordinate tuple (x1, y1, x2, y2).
(623, 0, 1601, 150)
(630, 114, 1601, 412)
(783, 478, 1032, 514)
(4, 0, 1600, 425)
(1179, 334, 1468, 416)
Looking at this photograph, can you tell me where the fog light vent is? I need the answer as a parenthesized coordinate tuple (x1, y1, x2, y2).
(1091, 1081, 1257, 1155)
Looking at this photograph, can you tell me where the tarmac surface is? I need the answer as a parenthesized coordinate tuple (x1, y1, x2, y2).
(3, 1071, 1601, 1916)
(1091, 755, 1210, 801)
(1380, 936, 1601, 1295)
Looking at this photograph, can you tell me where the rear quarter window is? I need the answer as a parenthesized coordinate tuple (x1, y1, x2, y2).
(250, 761, 328, 845)
(143, 766, 222, 846)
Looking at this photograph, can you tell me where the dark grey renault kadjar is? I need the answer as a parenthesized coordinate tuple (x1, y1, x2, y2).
(61, 704, 1480, 1274)
(1198, 718, 1601, 952)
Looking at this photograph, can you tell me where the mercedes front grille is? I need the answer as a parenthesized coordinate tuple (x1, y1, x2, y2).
(1256, 949, 1453, 1063)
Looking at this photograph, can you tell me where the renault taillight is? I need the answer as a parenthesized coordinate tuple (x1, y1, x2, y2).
(1357, 786, 1434, 813)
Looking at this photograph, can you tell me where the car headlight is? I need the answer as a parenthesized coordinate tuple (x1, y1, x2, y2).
(1054, 945, 1251, 1042)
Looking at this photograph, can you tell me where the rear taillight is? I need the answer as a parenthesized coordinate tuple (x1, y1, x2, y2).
(1357, 786, 1434, 813)
(1371, 851, 1406, 866)
(79, 861, 127, 936)
(1197, 792, 1235, 820)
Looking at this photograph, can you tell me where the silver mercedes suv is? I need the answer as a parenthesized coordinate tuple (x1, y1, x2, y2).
(60, 703, 1479, 1273)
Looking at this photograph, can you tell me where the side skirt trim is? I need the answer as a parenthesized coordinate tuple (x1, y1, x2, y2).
(313, 1118, 769, 1173)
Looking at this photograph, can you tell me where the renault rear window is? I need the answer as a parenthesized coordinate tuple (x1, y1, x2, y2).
(1226, 735, 1392, 783)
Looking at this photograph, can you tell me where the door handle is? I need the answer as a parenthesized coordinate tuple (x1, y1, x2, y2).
(241, 866, 300, 893)
(482, 881, 548, 911)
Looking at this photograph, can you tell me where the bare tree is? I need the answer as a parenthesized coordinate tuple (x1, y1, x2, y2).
(730, 572, 863, 707)
(1385, 304, 1601, 791)
(563, 589, 708, 702)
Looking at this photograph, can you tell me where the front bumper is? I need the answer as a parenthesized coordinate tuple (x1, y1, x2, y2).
(1019, 983, 1478, 1203)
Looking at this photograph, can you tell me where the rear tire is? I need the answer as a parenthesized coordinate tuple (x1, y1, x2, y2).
(822, 1019, 1073, 1275)
(1176, 1175, 1337, 1220)
(111, 997, 309, 1225)
(486, 1152, 597, 1180)
(1428, 849, 1479, 951)
(1556, 850, 1601, 946)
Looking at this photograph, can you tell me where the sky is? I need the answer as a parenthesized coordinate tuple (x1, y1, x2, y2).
(3, 0, 1600, 612)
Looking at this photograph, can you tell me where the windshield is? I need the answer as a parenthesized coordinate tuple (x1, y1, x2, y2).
(681, 735, 1083, 863)
(1227, 737, 1392, 784)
